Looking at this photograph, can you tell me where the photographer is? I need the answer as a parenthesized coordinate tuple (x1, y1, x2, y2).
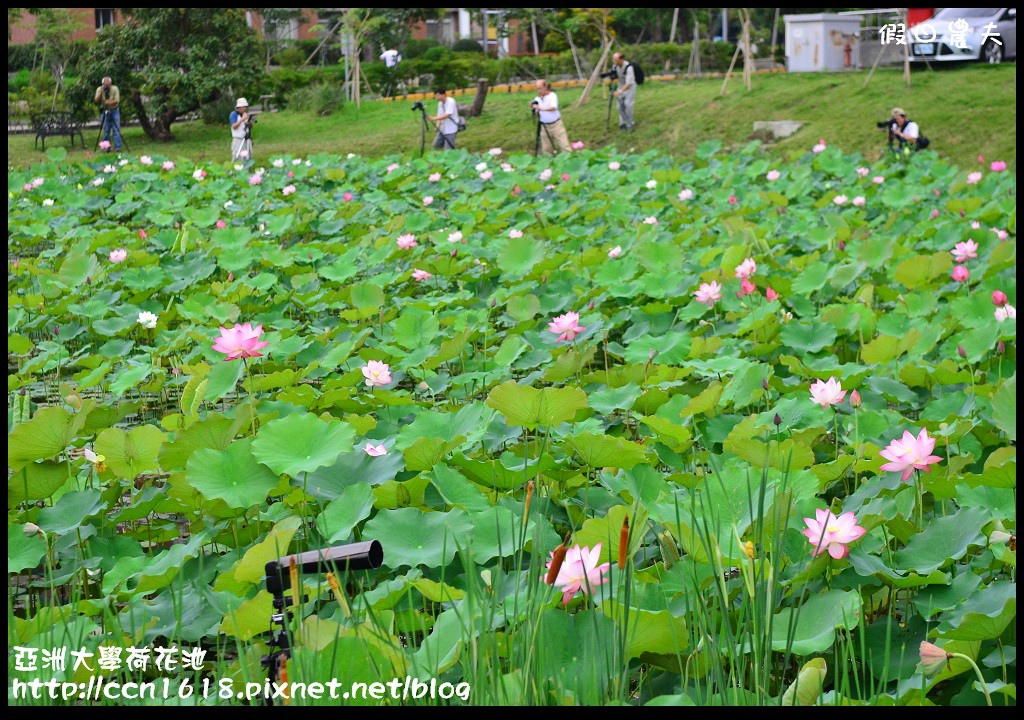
(610, 53, 637, 132)
(230, 98, 255, 162)
(885, 108, 923, 153)
(93, 76, 122, 152)
(428, 88, 460, 151)
(531, 80, 572, 155)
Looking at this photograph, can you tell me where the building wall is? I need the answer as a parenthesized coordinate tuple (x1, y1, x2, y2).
(10, 8, 123, 45)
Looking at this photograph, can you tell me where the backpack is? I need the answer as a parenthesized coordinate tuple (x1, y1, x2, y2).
(456, 117, 467, 132)
(907, 118, 929, 150)
(627, 61, 645, 85)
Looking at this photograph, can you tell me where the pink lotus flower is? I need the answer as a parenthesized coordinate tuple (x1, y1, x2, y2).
(678, 188, 694, 201)
(216, 220, 227, 229)
(500, 163, 513, 172)
(930, 209, 939, 219)
(488, 147, 502, 156)
(879, 428, 943, 481)
(990, 160, 1007, 172)
(919, 641, 952, 675)
(511, 185, 521, 196)
(480, 170, 494, 181)
(971, 221, 981, 229)
(994, 305, 1017, 322)
(138, 229, 147, 240)
(109, 248, 127, 263)
(561, 173, 570, 182)
(423, 196, 433, 206)
(933, 189, 941, 197)
(361, 360, 392, 387)
(248, 173, 262, 186)
(363, 442, 388, 456)
(571, 141, 585, 150)
(802, 509, 866, 559)
(22, 183, 32, 192)
(31, 177, 44, 188)
(812, 141, 827, 153)
(833, 195, 848, 206)
(737, 278, 756, 297)
(386, 163, 400, 173)
(544, 184, 556, 190)
(287, 170, 295, 178)
(643, 216, 658, 225)
(693, 281, 723, 307)
(608, 246, 622, 258)
(343, 192, 353, 202)
(856, 167, 870, 177)
(992, 290, 1008, 307)
(809, 377, 847, 408)
(734, 258, 757, 280)
(766, 287, 780, 302)
(538, 168, 552, 182)
(396, 234, 417, 250)
(978, 154, 985, 164)
(872, 176, 885, 184)
(99, 140, 111, 150)
(991, 228, 1008, 241)
(509, 229, 523, 239)
(850, 389, 861, 408)
(428, 172, 442, 182)
(766, 170, 781, 181)
(140, 155, 153, 165)
(212, 323, 270, 361)
(193, 169, 207, 181)
(852, 196, 866, 207)
(951, 240, 978, 263)
(412, 268, 432, 281)
(951, 265, 970, 283)
(608, 161, 621, 170)
(162, 161, 175, 171)
(282, 184, 296, 196)
(545, 543, 611, 605)
(728, 195, 738, 204)
(447, 231, 463, 243)
(548, 311, 585, 342)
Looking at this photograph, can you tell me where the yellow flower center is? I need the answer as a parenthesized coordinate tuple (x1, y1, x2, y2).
(826, 524, 838, 533)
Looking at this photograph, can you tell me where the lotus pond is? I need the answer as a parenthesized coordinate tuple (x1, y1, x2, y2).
(7, 141, 1016, 706)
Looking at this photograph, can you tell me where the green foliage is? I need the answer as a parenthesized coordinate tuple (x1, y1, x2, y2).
(286, 82, 345, 116)
(452, 38, 484, 54)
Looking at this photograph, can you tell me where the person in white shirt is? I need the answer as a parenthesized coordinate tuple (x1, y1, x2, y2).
(379, 47, 401, 97)
(428, 88, 459, 151)
(889, 107, 921, 150)
(530, 79, 572, 155)
(380, 47, 401, 68)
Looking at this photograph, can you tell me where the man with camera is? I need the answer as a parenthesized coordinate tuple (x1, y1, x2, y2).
(531, 80, 572, 155)
(93, 76, 122, 152)
(880, 108, 927, 154)
(607, 53, 637, 132)
(428, 88, 460, 151)
(230, 98, 255, 162)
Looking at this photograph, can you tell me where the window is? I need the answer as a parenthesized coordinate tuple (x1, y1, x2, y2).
(95, 9, 114, 30)
(426, 18, 455, 45)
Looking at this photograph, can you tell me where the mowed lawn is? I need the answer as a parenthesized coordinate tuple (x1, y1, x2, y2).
(8, 64, 1016, 170)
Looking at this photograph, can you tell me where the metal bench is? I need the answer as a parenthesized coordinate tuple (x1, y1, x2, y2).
(31, 111, 85, 151)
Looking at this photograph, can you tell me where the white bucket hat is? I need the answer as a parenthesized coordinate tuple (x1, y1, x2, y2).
(236, 98, 249, 108)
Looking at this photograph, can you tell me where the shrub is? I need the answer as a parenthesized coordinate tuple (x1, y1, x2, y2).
(274, 46, 307, 68)
(267, 65, 346, 108)
(200, 94, 237, 125)
(452, 38, 484, 53)
(421, 46, 453, 63)
(8, 43, 37, 73)
(403, 37, 440, 59)
(287, 82, 344, 116)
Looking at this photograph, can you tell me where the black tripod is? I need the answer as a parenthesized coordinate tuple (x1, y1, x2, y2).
(261, 541, 383, 707)
(95, 108, 129, 152)
(416, 105, 455, 157)
(533, 110, 558, 157)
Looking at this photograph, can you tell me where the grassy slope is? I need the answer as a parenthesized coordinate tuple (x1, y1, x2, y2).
(7, 64, 1016, 171)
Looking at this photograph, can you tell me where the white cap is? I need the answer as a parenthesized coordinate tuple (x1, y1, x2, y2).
(236, 98, 249, 108)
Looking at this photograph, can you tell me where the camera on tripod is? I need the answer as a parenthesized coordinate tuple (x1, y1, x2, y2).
(875, 119, 893, 129)
(599, 69, 617, 80)
(411, 100, 425, 113)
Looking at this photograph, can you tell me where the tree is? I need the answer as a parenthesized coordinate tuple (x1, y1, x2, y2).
(368, 8, 445, 56)
(33, 9, 84, 109)
(73, 8, 263, 142)
(257, 8, 308, 69)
